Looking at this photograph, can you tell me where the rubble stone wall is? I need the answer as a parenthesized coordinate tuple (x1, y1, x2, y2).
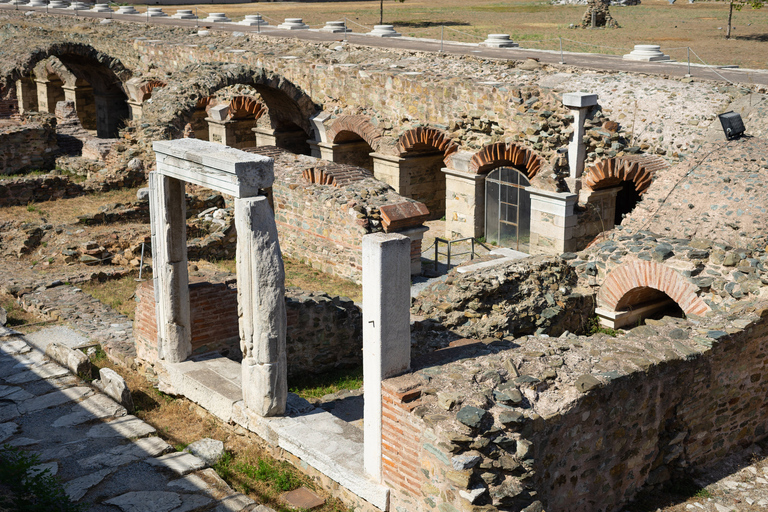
(0, 114, 58, 176)
(0, 175, 83, 207)
(134, 279, 363, 376)
(382, 305, 768, 512)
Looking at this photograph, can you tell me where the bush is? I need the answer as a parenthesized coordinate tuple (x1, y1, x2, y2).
(0, 445, 86, 512)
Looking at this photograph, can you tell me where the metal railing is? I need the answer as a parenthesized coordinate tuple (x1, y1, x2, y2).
(433, 237, 489, 271)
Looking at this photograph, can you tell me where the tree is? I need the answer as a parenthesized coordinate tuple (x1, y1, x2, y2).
(380, 0, 406, 26)
(726, 0, 765, 39)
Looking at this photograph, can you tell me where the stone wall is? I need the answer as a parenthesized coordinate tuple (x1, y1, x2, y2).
(382, 304, 768, 512)
(0, 113, 58, 176)
(0, 175, 83, 207)
(134, 279, 363, 377)
(411, 256, 595, 344)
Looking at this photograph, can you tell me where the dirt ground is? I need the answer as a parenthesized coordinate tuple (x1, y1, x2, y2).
(156, 0, 768, 69)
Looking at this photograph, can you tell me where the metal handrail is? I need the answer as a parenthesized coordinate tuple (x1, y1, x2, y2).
(433, 237, 490, 271)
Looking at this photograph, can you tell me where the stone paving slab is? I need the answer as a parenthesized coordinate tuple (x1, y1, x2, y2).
(0, 331, 275, 512)
(23, 325, 95, 352)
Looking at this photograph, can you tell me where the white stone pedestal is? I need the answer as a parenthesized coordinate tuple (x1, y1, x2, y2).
(623, 45, 672, 62)
(527, 188, 579, 255)
(240, 14, 268, 26)
(116, 5, 139, 14)
(91, 3, 112, 12)
(204, 12, 231, 22)
(368, 25, 401, 37)
(277, 18, 309, 30)
(172, 9, 197, 19)
(27, 0, 47, 7)
(66, 1, 90, 9)
(482, 34, 519, 48)
(48, 0, 68, 7)
(362, 233, 411, 481)
(321, 21, 350, 33)
(146, 7, 167, 17)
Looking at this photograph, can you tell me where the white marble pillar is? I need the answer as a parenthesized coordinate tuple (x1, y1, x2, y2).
(236, 196, 287, 417)
(362, 233, 411, 481)
(149, 172, 191, 363)
(562, 92, 598, 194)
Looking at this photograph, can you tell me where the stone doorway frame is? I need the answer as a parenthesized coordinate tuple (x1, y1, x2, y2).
(150, 138, 287, 416)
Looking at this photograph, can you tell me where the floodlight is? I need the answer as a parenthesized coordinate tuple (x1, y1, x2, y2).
(718, 111, 745, 140)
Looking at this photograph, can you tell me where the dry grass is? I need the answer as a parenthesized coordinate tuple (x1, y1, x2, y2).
(79, 274, 142, 320)
(0, 292, 41, 328)
(145, 0, 768, 69)
(204, 257, 362, 302)
(1, 188, 141, 225)
(89, 353, 350, 512)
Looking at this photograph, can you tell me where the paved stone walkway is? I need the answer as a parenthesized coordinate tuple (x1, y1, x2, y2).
(0, 327, 273, 512)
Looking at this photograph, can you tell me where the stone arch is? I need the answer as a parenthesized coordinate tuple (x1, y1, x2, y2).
(468, 142, 547, 178)
(583, 155, 667, 195)
(143, 64, 319, 149)
(598, 260, 710, 317)
(3, 42, 132, 96)
(396, 126, 458, 161)
(228, 96, 266, 121)
(326, 115, 382, 151)
(33, 57, 77, 88)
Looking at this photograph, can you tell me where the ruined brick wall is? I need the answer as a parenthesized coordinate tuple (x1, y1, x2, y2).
(134, 279, 363, 376)
(0, 114, 58, 176)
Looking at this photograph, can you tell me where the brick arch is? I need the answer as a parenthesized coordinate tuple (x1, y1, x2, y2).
(468, 142, 547, 178)
(598, 260, 710, 317)
(396, 127, 458, 160)
(228, 96, 266, 120)
(326, 115, 382, 151)
(33, 57, 77, 87)
(140, 80, 167, 102)
(583, 155, 668, 195)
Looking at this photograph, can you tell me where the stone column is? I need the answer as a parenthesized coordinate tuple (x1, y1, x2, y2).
(207, 118, 236, 147)
(35, 79, 57, 113)
(562, 92, 598, 194)
(527, 187, 579, 255)
(442, 168, 486, 239)
(371, 153, 406, 193)
(149, 172, 192, 363)
(15, 78, 38, 114)
(363, 233, 411, 481)
(235, 196, 287, 417)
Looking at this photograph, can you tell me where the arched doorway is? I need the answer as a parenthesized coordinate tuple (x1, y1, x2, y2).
(484, 166, 531, 252)
(614, 180, 642, 225)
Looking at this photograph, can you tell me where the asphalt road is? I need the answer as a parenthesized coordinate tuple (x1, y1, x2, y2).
(3, 3, 768, 86)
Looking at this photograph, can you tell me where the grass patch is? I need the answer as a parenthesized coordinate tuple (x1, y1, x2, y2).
(586, 315, 620, 337)
(0, 444, 86, 512)
(289, 366, 363, 400)
(79, 274, 141, 320)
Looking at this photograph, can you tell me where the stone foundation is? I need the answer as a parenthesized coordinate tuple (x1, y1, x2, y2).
(0, 113, 58, 175)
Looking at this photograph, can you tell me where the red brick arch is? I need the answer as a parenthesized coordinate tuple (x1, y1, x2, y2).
(583, 155, 668, 195)
(396, 126, 458, 159)
(468, 142, 547, 178)
(598, 260, 709, 316)
(326, 115, 382, 151)
(139, 80, 167, 102)
(228, 96, 266, 120)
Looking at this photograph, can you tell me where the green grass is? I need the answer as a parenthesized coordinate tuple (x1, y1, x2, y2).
(288, 366, 363, 400)
(586, 315, 620, 337)
(79, 274, 140, 320)
(0, 445, 86, 512)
